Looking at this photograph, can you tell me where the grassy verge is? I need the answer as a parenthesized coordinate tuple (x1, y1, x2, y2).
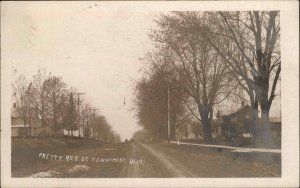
(11, 137, 106, 177)
(158, 143, 281, 177)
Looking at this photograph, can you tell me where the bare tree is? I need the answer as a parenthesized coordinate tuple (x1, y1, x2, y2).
(32, 69, 51, 137)
(13, 75, 31, 137)
(133, 129, 152, 142)
(187, 11, 280, 146)
(43, 76, 68, 136)
(134, 65, 186, 142)
(63, 92, 77, 137)
(150, 13, 234, 143)
(80, 103, 94, 138)
(93, 115, 119, 142)
(134, 76, 167, 141)
(26, 82, 38, 136)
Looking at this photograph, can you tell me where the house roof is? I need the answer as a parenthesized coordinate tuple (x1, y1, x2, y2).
(11, 107, 42, 119)
(220, 105, 257, 118)
(217, 108, 236, 116)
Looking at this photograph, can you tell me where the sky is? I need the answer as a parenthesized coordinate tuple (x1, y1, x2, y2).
(2, 2, 281, 141)
(2, 2, 158, 140)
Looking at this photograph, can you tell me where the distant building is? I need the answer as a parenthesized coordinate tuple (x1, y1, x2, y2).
(63, 127, 84, 138)
(11, 104, 47, 137)
(262, 116, 281, 146)
(218, 105, 258, 138)
(174, 104, 280, 144)
(176, 120, 201, 140)
(11, 106, 30, 137)
(217, 104, 281, 143)
(211, 118, 222, 138)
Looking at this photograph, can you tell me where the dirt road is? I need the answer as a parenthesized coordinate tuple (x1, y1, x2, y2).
(12, 140, 281, 178)
(120, 143, 196, 177)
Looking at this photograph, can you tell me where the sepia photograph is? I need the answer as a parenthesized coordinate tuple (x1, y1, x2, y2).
(1, 1, 299, 187)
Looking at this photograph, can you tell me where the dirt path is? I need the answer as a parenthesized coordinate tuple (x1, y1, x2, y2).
(120, 143, 196, 177)
(140, 143, 196, 177)
(170, 141, 281, 153)
(120, 143, 141, 177)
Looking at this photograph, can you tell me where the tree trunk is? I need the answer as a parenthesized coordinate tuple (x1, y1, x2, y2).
(199, 105, 213, 143)
(206, 121, 213, 143)
(257, 75, 273, 147)
(195, 128, 199, 139)
(260, 110, 272, 147)
(251, 109, 258, 138)
(53, 112, 58, 136)
(28, 117, 32, 137)
(23, 118, 27, 138)
(42, 118, 45, 138)
(201, 116, 212, 143)
(184, 126, 188, 139)
(41, 103, 45, 138)
(152, 129, 156, 142)
(170, 117, 176, 140)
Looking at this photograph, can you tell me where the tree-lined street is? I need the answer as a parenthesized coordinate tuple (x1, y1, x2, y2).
(3, 1, 300, 188)
(12, 69, 121, 142)
(7, 4, 284, 181)
(135, 11, 281, 147)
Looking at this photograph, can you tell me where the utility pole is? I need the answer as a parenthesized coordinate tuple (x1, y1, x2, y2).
(73, 92, 85, 138)
(167, 83, 170, 143)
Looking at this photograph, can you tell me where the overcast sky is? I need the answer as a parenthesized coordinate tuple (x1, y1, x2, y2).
(2, 2, 159, 140)
(2, 2, 281, 141)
